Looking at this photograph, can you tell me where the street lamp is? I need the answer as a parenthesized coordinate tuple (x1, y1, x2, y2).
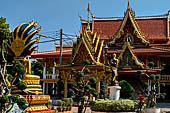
(104, 44, 109, 65)
(104, 44, 109, 99)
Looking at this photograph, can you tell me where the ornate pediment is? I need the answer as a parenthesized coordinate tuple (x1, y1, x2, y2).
(111, 8, 149, 45)
(72, 30, 104, 65)
(118, 42, 144, 69)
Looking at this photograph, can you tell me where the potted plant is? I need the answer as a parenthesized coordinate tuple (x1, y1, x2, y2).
(64, 98, 73, 113)
(137, 62, 166, 113)
(57, 100, 63, 113)
(47, 100, 53, 109)
(135, 94, 146, 113)
(67, 98, 73, 112)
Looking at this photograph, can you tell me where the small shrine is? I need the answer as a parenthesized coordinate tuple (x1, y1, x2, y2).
(55, 28, 112, 98)
(7, 20, 55, 113)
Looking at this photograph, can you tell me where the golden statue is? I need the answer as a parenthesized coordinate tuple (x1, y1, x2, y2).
(24, 57, 31, 75)
(108, 53, 119, 85)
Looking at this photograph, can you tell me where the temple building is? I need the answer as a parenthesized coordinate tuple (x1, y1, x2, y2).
(31, 3, 170, 99)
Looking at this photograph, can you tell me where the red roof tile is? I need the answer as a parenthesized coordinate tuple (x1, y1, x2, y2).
(93, 20, 122, 39)
(82, 16, 169, 41)
(137, 18, 168, 40)
(108, 47, 170, 56)
(31, 50, 72, 58)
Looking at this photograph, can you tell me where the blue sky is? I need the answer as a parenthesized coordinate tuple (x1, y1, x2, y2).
(1, 0, 170, 51)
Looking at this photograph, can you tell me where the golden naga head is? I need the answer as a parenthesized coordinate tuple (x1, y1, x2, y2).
(113, 53, 117, 58)
(7, 20, 41, 59)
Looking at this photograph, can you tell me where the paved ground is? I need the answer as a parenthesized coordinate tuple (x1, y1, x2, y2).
(72, 107, 91, 113)
(55, 103, 170, 113)
(157, 103, 170, 113)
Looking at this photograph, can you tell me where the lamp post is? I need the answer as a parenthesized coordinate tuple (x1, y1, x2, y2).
(104, 44, 108, 65)
(104, 44, 108, 99)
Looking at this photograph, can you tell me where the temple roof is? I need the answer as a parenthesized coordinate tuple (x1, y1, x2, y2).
(31, 50, 72, 58)
(81, 14, 169, 41)
(72, 29, 104, 65)
(108, 46, 170, 56)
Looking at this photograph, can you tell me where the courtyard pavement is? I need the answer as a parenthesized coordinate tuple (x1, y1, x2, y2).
(157, 103, 170, 113)
(56, 103, 170, 113)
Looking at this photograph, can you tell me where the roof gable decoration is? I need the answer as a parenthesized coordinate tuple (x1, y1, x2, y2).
(118, 42, 144, 69)
(112, 7, 149, 44)
(72, 30, 104, 65)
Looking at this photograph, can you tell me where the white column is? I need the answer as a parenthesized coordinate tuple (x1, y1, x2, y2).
(43, 82, 45, 94)
(46, 83, 49, 95)
(43, 62, 46, 79)
(52, 67, 55, 79)
(52, 83, 55, 94)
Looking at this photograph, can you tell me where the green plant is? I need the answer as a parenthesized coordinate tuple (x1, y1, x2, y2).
(119, 80, 135, 99)
(48, 100, 52, 105)
(148, 62, 155, 68)
(12, 61, 25, 75)
(57, 100, 64, 107)
(68, 98, 73, 107)
(91, 99, 135, 112)
(136, 94, 146, 112)
(70, 60, 98, 113)
(138, 62, 166, 108)
(63, 98, 70, 107)
(17, 98, 26, 108)
(0, 95, 9, 103)
(16, 81, 27, 90)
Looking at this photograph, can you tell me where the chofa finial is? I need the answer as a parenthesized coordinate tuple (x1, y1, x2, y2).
(87, 3, 90, 31)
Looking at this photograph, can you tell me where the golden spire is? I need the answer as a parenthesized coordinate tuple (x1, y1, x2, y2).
(87, 3, 90, 31)
(128, 0, 130, 8)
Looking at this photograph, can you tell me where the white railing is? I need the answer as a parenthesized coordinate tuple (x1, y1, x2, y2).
(160, 75, 170, 82)
(45, 74, 59, 79)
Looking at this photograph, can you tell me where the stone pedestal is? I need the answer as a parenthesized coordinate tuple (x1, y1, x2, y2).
(108, 86, 121, 100)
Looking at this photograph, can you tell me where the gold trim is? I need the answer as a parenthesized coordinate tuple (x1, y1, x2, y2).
(118, 42, 144, 68)
(24, 27, 41, 42)
(113, 8, 149, 44)
(94, 35, 100, 52)
(97, 40, 104, 62)
(21, 20, 34, 40)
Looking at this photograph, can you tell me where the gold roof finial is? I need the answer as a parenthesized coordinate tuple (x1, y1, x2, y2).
(87, 3, 90, 31)
(128, 0, 130, 8)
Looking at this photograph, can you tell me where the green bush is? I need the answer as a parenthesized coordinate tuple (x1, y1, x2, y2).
(63, 98, 70, 106)
(119, 80, 135, 99)
(77, 71, 84, 77)
(16, 81, 27, 90)
(91, 99, 135, 112)
(0, 95, 9, 103)
(17, 98, 26, 107)
(148, 62, 155, 68)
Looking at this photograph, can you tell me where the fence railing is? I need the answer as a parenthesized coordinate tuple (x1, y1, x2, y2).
(45, 74, 59, 79)
(160, 75, 170, 83)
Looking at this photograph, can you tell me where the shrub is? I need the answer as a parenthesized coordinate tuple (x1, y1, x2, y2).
(0, 95, 9, 103)
(16, 81, 27, 90)
(57, 100, 64, 106)
(17, 98, 26, 107)
(91, 99, 135, 112)
(119, 80, 135, 99)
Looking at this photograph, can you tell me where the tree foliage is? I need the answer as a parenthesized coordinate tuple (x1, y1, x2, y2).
(31, 61, 43, 76)
(0, 17, 11, 41)
(119, 80, 135, 99)
(70, 60, 98, 113)
(12, 61, 25, 75)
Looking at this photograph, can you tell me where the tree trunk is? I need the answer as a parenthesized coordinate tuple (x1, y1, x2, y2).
(0, 40, 8, 95)
(78, 104, 84, 113)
